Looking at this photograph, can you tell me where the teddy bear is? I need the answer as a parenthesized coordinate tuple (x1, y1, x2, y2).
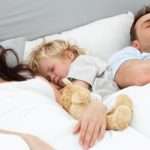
(59, 79, 133, 130)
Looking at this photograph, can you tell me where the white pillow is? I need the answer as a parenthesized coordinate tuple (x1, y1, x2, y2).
(0, 37, 26, 65)
(24, 12, 134, 61)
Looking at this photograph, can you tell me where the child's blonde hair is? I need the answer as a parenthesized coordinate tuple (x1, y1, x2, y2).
(28, 39, 86, 74)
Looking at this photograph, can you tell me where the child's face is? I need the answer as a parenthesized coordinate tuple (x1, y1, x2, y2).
(38, 56, 72, 86)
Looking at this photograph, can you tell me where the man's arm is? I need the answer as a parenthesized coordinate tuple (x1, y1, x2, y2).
(115, 59, 150, 88)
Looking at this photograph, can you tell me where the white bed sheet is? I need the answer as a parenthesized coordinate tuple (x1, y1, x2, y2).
(104, 83, 150, 138)
(0, 134, 29, 150)
(0, 80, 150, 149)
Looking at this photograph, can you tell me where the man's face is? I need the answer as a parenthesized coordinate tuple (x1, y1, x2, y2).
(134, 13, 150, 52)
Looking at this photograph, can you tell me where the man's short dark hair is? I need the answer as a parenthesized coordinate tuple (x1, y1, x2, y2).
(130, 6, 150, 41)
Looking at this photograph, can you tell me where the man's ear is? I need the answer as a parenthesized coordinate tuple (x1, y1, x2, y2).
(132, 40, 141, 50)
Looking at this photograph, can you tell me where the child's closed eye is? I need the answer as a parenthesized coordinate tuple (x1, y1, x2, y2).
(48, 66, 54, 73)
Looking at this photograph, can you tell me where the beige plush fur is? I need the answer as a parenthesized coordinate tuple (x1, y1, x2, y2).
(59, 79, 133, 130)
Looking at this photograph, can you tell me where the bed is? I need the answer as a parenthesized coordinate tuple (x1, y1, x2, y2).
(1, 0, 150, 149)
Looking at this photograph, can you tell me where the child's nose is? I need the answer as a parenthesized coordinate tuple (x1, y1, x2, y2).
(50, 74, 55, 82)
(46, 75, 51, 81)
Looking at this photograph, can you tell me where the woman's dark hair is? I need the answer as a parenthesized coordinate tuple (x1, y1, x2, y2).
(0, 45, 34, 81)
(130, 6, 150, 41)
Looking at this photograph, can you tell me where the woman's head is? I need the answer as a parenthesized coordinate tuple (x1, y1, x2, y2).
(0, 45, 34, 81)
(28, 40, 86, 85)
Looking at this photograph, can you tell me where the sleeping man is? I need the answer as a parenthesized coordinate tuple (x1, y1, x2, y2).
(108, 6, 150, 88)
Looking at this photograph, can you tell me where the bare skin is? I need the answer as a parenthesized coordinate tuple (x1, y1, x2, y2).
(73, 100, 107, 150)
(1, 77, 106, 149)
(0, 79, 54, 149)
(52, 81, 107, 150)
(115, 13, 150, 88)
(38, 49, 107, 149)
(115, 59, 150, 88)
(0, 129, 54, 150)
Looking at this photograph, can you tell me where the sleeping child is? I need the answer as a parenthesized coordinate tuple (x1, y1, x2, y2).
(28, 39, 133, 149)
(28, 40, 118, 97)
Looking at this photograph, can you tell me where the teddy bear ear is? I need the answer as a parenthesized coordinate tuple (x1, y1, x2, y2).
(71, 93, 83, 104)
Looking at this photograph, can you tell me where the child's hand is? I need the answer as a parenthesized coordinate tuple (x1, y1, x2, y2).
(73, 101, 107, 150)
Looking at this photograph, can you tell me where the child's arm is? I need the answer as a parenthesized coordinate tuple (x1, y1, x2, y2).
(72, 80, 91, 89)
(74, 100, 107, 149)
(67, 55, 107, 91)
(62, 78, 106, 149)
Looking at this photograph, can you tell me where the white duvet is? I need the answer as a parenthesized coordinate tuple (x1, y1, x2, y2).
(0, 78, 150, 150)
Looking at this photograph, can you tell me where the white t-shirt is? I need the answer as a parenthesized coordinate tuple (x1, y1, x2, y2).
(67, 55, 118, 98)
(108, 46, 150, 80)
